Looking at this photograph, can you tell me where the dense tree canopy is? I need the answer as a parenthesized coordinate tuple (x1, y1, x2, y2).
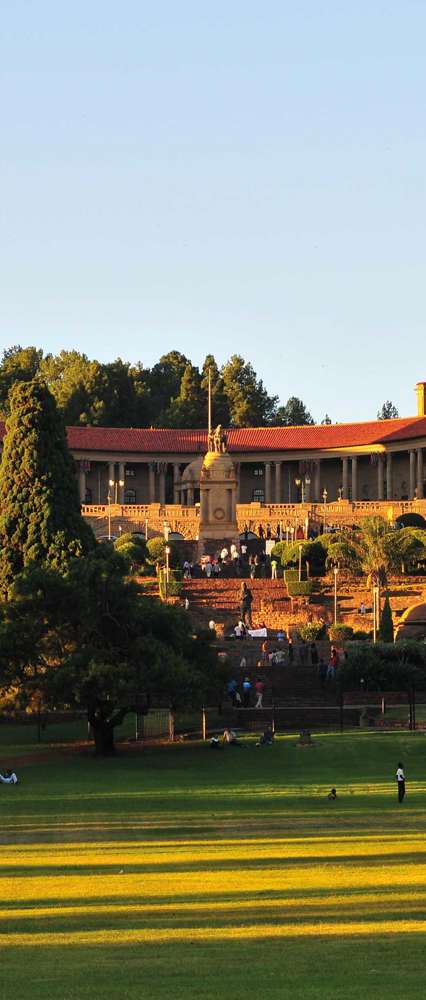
(0, 381, 94, 595)
(0, 550, 226, 753)
(0, 344, 404, 429)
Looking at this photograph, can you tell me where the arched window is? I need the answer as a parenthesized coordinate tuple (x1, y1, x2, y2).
(124, 489, 136, 504)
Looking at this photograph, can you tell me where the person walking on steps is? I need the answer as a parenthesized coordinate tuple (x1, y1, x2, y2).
(396, 762, 406, 802)
(240, 582, 253, 628)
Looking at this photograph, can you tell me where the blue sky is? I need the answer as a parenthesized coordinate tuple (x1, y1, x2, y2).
(1, 1, 425, 423)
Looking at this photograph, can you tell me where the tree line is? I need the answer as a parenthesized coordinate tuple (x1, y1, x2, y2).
(0, 345, 318, 428)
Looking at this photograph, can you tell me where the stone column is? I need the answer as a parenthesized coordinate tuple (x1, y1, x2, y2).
(187, 485, 194, 506)
(235, 462, 241, 502)
(342, 457, 349, 499)
(274, 461, 282, 502)
(78, 463, 86, 503)
(173, 464, 181, 503)
(351, 456, 358, 501)
(265, 462, 272, 503)
(159, 463, 166, 505)
(410, 450, 416, 499)
(377, 455, 384, 500)
(386, 453, 392, 500)
(314, 460, 321, 502)
(417, 448, 424, 499)
(118, 462, 125, 504)
(148, 462, 156, 503)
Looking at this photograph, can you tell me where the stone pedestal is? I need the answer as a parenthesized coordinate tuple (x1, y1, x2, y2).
(198, 449, 239, 552)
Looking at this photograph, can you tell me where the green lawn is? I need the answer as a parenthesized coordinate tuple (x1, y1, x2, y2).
(2, 731, 426, 999)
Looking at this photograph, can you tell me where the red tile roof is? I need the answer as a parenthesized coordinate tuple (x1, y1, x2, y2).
(1, 417, 426, 453)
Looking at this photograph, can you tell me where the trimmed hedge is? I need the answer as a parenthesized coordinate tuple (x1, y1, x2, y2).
(286, 580, 314, 598)
(329, 623, 354, 643)
(284, 568, 299, 582)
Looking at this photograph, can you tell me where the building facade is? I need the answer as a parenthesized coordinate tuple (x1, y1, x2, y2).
(1, 382, 426, 512)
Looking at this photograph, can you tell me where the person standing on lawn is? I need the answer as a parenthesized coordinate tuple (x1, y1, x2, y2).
(396, 762, 406, 802)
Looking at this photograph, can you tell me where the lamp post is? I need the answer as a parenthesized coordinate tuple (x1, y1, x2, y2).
(107, 491, 112, 541)
(295, 475, 311, 503)
(298, 544, 303, 583)
(373, 585, 379, 642)
(334, 566, 338, 624)
(109, 476, 124, 504)
(322, 487, 328, 533)
(285, 523, 290, 544)
(338, 487, 343, 502)
(165, 545, 171, 599)
(145, 518, 148, 541)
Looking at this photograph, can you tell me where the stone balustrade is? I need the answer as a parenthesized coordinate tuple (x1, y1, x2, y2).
(81, 498, 426, 541)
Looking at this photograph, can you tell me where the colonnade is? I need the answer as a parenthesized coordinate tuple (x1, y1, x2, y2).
(262, 449, 424, 503)
(77, 448, 425, 505)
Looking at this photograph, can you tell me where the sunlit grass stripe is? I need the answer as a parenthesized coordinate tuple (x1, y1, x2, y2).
(3, 864, 426, 902)
(4, 921, 426, 945)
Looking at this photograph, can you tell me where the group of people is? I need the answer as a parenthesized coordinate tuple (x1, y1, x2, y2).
(211, 725, 274, 748)
(227, 676, 265, 709)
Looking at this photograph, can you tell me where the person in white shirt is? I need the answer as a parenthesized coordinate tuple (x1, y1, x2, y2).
(396, 762, 405, 802)
(0, 770, 18, 784)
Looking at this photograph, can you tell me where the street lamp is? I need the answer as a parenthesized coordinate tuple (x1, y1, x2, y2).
(338, 487, 343, 502)
(295, 475, 311, 503)
(285, 523, 290, 543)
(334, 566, 338, 624)
(322, 487, 328, 533)
(298, 544, 303, 583)
(107, 491, 112, 541)
(165, 545, 171, 599)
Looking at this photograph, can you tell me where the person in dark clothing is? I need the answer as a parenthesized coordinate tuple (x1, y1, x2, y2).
(240, 582, 253, 627)
(327, 788, 337, 800)
(310, 642, 319, 666)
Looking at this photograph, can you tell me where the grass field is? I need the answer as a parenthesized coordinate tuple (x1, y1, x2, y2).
(2, 731, 426, 999)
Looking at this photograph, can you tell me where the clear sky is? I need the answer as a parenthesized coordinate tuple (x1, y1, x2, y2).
(1, 1, 425, 423)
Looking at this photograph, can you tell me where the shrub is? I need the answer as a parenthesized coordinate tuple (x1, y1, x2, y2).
(284, 568, 299, 582)
(351, 629, 370, 641)
(329, 624, 354, 643)
(299, 621, 326, 641)
(158, 568, 183, 599)
(286, 580, 314, 598)
(146, 536, 179, 569)
(379, 595, 394, 643)
(114, 533, 147, 565)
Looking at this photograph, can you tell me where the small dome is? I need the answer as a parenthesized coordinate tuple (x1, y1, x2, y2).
(181, 455, 204, 484)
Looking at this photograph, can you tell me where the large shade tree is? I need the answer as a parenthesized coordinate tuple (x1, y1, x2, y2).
(0, 549, 226, 754)
(0, 380, 94, 595)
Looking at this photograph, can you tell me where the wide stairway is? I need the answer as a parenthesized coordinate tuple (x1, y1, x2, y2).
(182, 577, 289, 634)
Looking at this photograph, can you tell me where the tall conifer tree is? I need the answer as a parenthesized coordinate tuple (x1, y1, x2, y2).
(0, 381, 94, 594)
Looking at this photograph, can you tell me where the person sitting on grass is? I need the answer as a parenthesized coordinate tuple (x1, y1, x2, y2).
(0, 769, 18, 785)
(327, 788, 337, 800)
(223, 728, 241, 746)
(256, 727, 274, 747)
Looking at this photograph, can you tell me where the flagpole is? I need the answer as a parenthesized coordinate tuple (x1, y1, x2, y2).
(208, 368, 212, 438)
